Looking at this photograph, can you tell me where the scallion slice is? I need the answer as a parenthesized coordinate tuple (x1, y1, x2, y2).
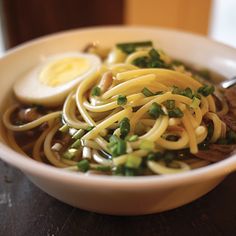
(197, 85, 215, 97)
(116, 41, 153, 54)
(77, 159, 90, 172)
(119, 117, 130, 138)
(148, 102, 165, 119)
(141, 87, 155, 97)
(117, 95, 127, 105)
(91, 86, 101, 96)
(125, 155, 142, 169)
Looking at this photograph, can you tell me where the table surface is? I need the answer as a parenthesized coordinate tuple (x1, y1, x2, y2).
(1, 160, 236, 236)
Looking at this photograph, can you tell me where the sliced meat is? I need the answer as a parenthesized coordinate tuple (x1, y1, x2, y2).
(220, 113, 236, 132)
(225, 86, 236, 108)
(194, 144, 236, 162)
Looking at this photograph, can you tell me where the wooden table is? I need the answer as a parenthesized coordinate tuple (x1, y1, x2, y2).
(1, 160, 236, 236)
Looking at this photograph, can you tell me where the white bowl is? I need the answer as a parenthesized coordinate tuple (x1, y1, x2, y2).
(1, 26, 236, 215)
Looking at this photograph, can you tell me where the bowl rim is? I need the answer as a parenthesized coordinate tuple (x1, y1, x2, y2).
(1, 25, 236, 188)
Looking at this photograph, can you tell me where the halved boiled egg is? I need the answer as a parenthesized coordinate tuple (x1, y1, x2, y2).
(13, 52, 101, 106)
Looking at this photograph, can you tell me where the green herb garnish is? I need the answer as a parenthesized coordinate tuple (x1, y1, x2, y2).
(59, 124, 69, 133)
(62, 148, 78, 160)
(108, 135, 127, 157)
(125, 155, 142, 169)
(197, 85, 215, 97)
(132, 48, 167, 68)
(172, 86, 193, 98)
(77, 159, 90, 172)
(168, 108, 183, 118)
(119, 117, 130, 138)
(148, 102, 165, 118)
(183, 87, 193, 98)
(86, 126, 95, 131)
(117, 95, 127, 105)
(116, 41, 153, 54)
(190, 97, 201, 109)
(71, 139, 81, 149)
(91, 86, 101, 96)
(72, 129, 85, 139)
(142, 87, 155, 97)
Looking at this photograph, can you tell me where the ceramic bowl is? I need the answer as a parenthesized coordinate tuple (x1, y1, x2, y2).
(1, 26, 236, 215)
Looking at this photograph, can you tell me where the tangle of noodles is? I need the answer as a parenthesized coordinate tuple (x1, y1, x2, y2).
(2, 40, 235, 176)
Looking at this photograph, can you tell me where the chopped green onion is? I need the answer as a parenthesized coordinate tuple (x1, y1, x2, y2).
(148, 102, 165, 119)
(119, 117, 130, 138)
(109, 134, 120, 144)
(125, 155, 142, 169)
(132, 56, 149, 68)
(116, 139, 127, 156)
(172, 86, 182, 95)
(149, 48, 160, 60)
(168, 108, 183, 118)
(91, 86, 101, 96)
(141, 87, 155, 97)
(71, 139, 81, 149)
(148, 48, 167, 68)
(140, 140, 155, 151)
(197, 85, 215, 97)
(131, 48, 167, 68)
(126, 134, 138, 142)
(166, 100, 175, 110)
(172, 86, 194, 99)
(86, 126, 95, 131)
(116, 41, 153, 54)
(190, 97, 201, 109)
(59, 124, 69, 133)
(96, 165, 111, 172)
(117, 95, 127, 105)
(72, 129, 85, 139)
(77, 159, 90, 172)
(108, 135, 127, 157)
(183, 87, 193, 98)
(62, 148, 78, 160)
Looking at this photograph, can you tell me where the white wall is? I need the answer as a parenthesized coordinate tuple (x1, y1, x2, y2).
(210, 0, 236, 48)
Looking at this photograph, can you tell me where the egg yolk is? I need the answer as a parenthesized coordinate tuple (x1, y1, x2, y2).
(39, 57, 90, 87)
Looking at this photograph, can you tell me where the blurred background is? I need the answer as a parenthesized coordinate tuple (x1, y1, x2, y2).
(0, 0, 235, 54)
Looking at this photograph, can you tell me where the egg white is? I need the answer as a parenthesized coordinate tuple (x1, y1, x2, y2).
(13, 52, 101, 106)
